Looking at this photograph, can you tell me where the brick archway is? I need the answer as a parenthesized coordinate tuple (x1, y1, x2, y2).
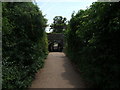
(47, 33, 64, 52)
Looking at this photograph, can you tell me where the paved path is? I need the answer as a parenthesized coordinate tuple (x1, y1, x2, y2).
(30, 52, 85, 88)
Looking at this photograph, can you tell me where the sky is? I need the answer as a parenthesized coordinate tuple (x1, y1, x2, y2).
(35, 0, 97, 32)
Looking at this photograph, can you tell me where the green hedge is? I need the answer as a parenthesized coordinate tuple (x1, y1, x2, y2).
(2, 2, 48, 89)
(65, 2, 120, 88)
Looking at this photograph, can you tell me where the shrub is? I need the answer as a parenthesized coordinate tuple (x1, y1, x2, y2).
(2, 2, 48, 89)
(66, 2, 120, 88)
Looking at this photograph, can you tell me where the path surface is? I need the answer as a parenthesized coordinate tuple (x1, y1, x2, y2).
(30, 52, 85, 88)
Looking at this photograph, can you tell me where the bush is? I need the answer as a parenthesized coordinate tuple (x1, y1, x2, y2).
(2, 2, 48, 89)
(65, 2, 120, 88)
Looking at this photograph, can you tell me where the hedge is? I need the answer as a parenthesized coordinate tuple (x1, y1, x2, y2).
(2, 2, 48, 89)
(65, 2, 120, 88)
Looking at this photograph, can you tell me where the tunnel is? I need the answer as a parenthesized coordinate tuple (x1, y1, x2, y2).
(48, 41, 63, 52)
(47, 33, 64, 52)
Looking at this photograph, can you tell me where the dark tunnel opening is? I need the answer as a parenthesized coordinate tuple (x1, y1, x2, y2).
(48, 41, 63, 52)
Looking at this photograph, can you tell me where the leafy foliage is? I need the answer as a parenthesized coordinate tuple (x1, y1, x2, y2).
(65, 2, 120, 88)
(2, 2, 48, 89)
(50, 16, 67, 33)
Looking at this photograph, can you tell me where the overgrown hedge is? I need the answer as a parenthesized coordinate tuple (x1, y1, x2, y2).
(65, 2, 120, 88)
(2, 2, 48, 89)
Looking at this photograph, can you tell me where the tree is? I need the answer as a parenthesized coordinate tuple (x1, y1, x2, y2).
(50, 16, 67, 33)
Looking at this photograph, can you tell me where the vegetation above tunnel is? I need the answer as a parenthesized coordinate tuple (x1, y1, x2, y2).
(50, 16, 67, 33)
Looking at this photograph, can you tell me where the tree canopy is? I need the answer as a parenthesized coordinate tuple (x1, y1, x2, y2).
(50, 16, 67, 33)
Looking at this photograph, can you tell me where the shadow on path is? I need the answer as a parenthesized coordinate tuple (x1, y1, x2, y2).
(30, 52, 85, 88)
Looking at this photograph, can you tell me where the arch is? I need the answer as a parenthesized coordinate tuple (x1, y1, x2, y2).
(48, 41, 63, 52)
(47, 33, 64, 52)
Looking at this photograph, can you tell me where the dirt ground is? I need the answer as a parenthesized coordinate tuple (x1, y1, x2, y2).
(30, 52, 85, 88)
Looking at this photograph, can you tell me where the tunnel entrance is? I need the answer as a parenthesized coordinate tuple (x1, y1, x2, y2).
(47, 33, 64, 52)
(48, 41, 63, 52)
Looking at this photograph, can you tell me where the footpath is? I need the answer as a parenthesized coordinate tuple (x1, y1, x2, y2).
(30, 52, 85, 88)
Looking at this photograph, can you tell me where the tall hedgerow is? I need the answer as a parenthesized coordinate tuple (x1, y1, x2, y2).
(2, 2, 48, 89)
(66, 2, 120, 88)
